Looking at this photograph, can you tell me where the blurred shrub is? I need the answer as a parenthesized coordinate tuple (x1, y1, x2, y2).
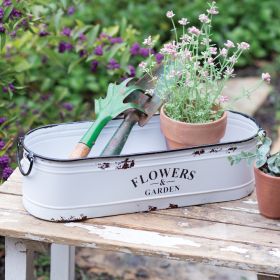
(90, 0, 280, 65)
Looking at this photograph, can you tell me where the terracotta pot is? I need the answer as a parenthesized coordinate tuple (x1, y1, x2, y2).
(254, 166, 280, 219)
(160, 106, 227, 149)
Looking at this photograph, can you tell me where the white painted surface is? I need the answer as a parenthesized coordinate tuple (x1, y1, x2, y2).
(65, 223, 201, 248)
(269, 248, 280, 259)
(220, 246, 249, 254)
(21, 112, 259, 221)
(51, 244, 75, 280)
(243, 199, 258, 205)
(220, 207, 259, 214)
(5, 237, 34, 280)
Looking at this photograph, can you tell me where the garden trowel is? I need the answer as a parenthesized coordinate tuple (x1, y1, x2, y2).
(69, 66, 163, 159)
(69, 78, 146, 159)
(101, 90, 162, 156)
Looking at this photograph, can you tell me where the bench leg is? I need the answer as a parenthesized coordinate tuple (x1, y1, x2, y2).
(258, 273, 280, 280)
(5, 237, 34, 280)
(50, 244, 75, 280)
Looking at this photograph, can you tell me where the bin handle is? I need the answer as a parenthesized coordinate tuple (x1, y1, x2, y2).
(17, 137, 34, 176)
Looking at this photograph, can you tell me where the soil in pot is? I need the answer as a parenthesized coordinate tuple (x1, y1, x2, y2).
(160, 106, 227, 149)
(254, 166, 280, 219)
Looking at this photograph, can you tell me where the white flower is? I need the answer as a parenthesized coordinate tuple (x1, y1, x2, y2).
(199, 14, 210, 23)
(238, 42, 250, 50)
(225, 67, 234, 77)
(210, 47, 217, 55)
(262, 72, 271, 83)
(207, 57, 214, 65)
(224, 40, 235, 48)
(220, 48, 228, 57)
(188, 26, 201, 36)
(166, 11, 175, 18)
(218, 95, 229, 103)
(139, 62, 147, 72)
(178, 18, 189, 25)
(160, 41, 178, 56)
(228, 56, 237, 64)
(143, 36, 153, 47)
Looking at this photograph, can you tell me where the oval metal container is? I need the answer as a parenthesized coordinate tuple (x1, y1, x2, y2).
(19, 111, 260, 222)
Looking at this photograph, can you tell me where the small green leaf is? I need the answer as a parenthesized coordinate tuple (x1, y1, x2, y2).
(68, 57, 84, 74)
(60, 0, 68, 9)
(54, 9, 64, 33)
(0, 33, 6, 50)
(87, 25, 100, 47)
(3, 5, 14, 22)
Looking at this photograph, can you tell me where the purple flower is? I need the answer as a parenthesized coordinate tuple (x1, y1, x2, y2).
(3, 0, 12, 7)
(0, 24, 6, 33)
(107, 58, 120, 70)
(40, 94, 51, 101)
(8, 83, 14, 91)
(0, 155, 9, 168)
(94, 45, 103, 56)
(58, 42, 73, 53)
(2, 166, 13, 180)
(130, 43, 140, 55)
(0, 140, 5, 150)
(61, 27, 72, 37)
(128, 65, 136, 77)
(62, 102, 73, 111)
(139, 48, 149, 57)
(9, 30, 16, 38)
(39, 30, 49, 37)
(67, 6, 75, 15)
(110, 37, 123, 44)
(155, 53, 164, 64)
(79, 49, 87, 57)
(3, 83, 15, 93)
(78, 33, 86, 41)
(11, 8, 22, 18)
(0, 117, 7, 125)
(90, 60, 99, 72)
(0, 8, 4, 19)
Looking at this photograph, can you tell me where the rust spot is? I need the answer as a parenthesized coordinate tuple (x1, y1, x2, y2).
(50, 214, 88, 223)
(209, 147, 222, 153)
(192, 149, 205, 156)
(148, 206, 157, 211)
(169, 203, 178, 209)
(116, 158, 135, 169)
(227, 146, 237, 153)
(98, 162, 110, 169)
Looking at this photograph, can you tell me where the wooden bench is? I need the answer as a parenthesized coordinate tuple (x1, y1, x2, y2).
(0, 169, 280, 280)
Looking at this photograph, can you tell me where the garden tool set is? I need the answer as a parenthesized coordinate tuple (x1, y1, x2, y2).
(70, 69, 163, 159)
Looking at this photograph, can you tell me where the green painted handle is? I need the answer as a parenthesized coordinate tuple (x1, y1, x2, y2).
(80, 114, 112, 148)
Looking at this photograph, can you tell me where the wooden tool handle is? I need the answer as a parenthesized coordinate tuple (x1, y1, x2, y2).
(101, 112, 139, 156)
(69, 143, 91, 159)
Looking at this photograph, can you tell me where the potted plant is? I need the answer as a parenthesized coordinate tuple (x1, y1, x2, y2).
(139, 1, 271, 149)
(229, 131, 280, 219)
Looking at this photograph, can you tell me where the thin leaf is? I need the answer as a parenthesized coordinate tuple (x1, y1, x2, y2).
(87, 25, 100, 47)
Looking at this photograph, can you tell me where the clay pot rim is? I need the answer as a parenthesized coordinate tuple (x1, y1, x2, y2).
(254, 165, 280, 182)
(160, 105, 227, 126)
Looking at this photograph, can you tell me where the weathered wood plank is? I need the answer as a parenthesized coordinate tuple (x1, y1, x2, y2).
(258, 273, 280, 280)
(158, 203, 280, 232)
(0, 193, 279, 250)
(0, 210, 279, 274)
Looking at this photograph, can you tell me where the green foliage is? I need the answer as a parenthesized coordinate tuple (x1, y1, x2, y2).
(228, 131, 280, 177)
(89, 0, 280, 66)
